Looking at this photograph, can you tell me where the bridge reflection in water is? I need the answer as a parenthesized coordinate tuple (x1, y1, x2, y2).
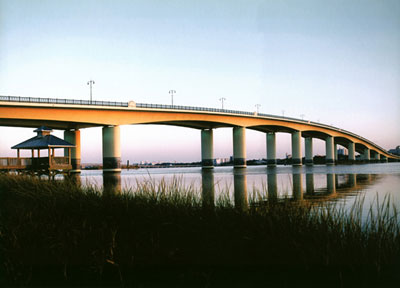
(85, 168, 381, 211)
(103, 172, 122, 195)
(215, 170, 379, 209)
(201, 169, 215, 208)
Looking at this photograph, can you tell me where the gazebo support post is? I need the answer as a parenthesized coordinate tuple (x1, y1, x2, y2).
(68, 148, 72, 167)
(16, 149, 20, 169)
(48, 148, 51, 167)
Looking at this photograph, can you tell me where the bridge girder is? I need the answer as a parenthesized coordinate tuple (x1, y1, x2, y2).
(0, 102, 398, 160)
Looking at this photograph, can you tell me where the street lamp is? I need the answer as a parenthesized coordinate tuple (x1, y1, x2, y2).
(219, 97, 226, 109)
(169, 90, 176, 106)
(255, 104, 261, 114)
(87, 80, 95, 103)
(300, 114, 305, 120)
(282, 110, 285, 117)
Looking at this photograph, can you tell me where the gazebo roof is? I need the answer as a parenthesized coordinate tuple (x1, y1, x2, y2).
(34, 126, 53, 133)
(12, 127, 75, 150)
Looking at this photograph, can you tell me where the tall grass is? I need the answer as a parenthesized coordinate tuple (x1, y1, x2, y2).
(0, 174, 399, 287)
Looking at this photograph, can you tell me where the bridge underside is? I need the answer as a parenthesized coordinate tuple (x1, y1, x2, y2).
(0, 103, 398, 160)
(0, 119, 96, 130)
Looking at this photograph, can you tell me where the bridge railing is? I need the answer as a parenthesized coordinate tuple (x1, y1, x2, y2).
(0, 95, 128, 107)
(135, 103, 256, 116)
(0, 95, 394, 156)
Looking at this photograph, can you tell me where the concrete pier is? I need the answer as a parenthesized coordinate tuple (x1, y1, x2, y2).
(201, 129, 214, 169)
(334, 143, 338, 162)
(291, 131, 302, 166)
(363, 148, 370, 162)
(373, 152, 380, 161)
(266, 132, 276, 167)
(201, 169, 215, 208)
(306, 173, 314, 194)
(348, 142, 355, 162)
(292, 172, 303, 200)
(103, 172, 121, 195)
(327, 174, 336, 194)
(102, 125, 121, 172)
(325, 136, 335, 165)
(234, 170, 248, 210)
(348, 174, 357, 188)
(267, 172, 278, 200)
(233, 127, 246, 168)
(64, 129, 81, 172)
(305, 137, 313, 165)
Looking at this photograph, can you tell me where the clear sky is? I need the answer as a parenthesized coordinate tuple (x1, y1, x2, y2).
(1, 0, 399, 163)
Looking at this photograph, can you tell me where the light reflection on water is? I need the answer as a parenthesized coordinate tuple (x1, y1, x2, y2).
(79, 163, 400, 212)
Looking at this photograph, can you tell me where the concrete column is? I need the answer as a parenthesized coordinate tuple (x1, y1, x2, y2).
(201, 129, 214, 169)
(267, 173, 278, 200)
(266, 132, 276, 167)
(363, 148, 370, 162)
(64, 129, 81, 172)
(325, 136, 334, 165)
(334, 144, 338, 162)
(348, 174, 357, 188)
(373, 152, 380, 161)
(103, 172, 121, 195)
(381, 155, 388, 163)
(202, 169, 215, 208)
(305, 137, 313, 165)
(291, 131, 302, 166)
(306, 173, 314, 194)
(348, 142, 355, 162)
(102, 125, 121, 172)
(234, 170, 248, 210)
(233, 127, 246, 168)
(293, 173, 303, 200)
(327, 174, 336, 194)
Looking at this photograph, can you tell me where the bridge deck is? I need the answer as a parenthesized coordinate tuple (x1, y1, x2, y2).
(1, 95, 399, 160)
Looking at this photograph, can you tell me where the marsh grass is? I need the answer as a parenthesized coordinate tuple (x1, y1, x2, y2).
(0, 174, 399, 287)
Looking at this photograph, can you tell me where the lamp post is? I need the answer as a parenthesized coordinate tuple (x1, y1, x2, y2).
(169, 90, 176, 106)
(219, 97, 226, 109)
(87, 80, 95, 103)
(300, 114, 305, 120)
(255, 104, 261, 114)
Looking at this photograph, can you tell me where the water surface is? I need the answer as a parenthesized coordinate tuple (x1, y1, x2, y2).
(79, 163, 400, 211)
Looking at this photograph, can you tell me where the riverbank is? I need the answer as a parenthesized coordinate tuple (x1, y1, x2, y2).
(0, 174, 399, 287)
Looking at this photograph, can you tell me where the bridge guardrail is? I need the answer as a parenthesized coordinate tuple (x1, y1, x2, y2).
(0, 95, 128, 107)
(0, 95, 394, 156)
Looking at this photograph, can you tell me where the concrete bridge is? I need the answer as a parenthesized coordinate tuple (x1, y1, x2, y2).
(1, 95, 399, 173)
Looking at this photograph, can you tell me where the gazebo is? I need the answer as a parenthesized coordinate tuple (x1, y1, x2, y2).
(10, 126, 75, 174)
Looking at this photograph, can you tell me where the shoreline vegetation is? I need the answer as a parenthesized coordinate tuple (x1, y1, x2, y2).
(0, 174, 399, 287)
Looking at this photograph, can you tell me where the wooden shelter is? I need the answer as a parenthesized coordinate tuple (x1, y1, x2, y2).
(0, 126, 75, 174)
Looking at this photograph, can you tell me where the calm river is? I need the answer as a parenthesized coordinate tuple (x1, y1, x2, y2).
(79, 163, 400, 212)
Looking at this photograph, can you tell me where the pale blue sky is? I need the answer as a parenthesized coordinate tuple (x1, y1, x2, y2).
(1, 0, 399, 163)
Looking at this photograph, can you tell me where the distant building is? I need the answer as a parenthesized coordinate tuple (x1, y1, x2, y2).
(388, 145, 400, 156)
(213, 158, 230, 165)
(337, 148, 347, 156)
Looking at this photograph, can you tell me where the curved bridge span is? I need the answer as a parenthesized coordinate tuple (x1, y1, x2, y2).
(1, 96, 398, 171)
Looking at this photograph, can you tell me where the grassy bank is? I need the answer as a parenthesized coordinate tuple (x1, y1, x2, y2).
(0, 174, 399, 287)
